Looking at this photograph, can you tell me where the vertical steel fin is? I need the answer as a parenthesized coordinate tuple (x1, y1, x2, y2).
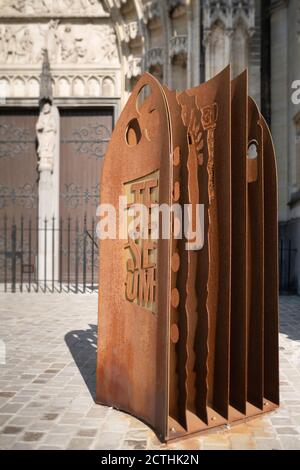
(230, 71, 248, 414)
(162, 86, 189, 430)
(247, 97, 264, 410)
(186, 66, 231, 420)
(261, 116, 280, 406)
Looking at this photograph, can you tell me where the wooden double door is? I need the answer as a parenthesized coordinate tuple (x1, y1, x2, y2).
(59, 108, 113, 285)
(0, 107, 113, 287)
(0, 108, 38, 284)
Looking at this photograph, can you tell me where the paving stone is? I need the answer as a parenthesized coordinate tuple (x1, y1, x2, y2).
(123, 439, 147, 450)
(230, 434, 257, 450)
(1, 426, 24, 434)
(37, 445, 63, 450)
(77, 428, 98, 437)
(255, 438, 282, 450)
(0, 392, 16, 398)
(0, 414, 11, 427)
(0, 403, 24, 414)
(42, 433, 73, 447)
(279, 436, 300, 450)
(40, 413, 59, 421)
(93, 432, 124, 450)
(67, 437, 94, 450)
(21, 432, 45, 442)
(7, 416, 34, 426)
(275, 426, 299, 435)
(0, 434, 18, 449)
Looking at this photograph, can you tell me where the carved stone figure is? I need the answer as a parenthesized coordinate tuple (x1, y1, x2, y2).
(46, 20, 60, 62)
(75, 37, 87, 62)
(36, 102, 57, 173)
(10, 0, 26, 12)
(60, 24, 77, 63)
(4, 27, 17, 64)
(101, 25, 118, 61)
(0, 29, 5, 62)
(16, 28, 33, 63)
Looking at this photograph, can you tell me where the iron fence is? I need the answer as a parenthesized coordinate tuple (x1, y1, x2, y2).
(1, 217, 297, 295)
(0, 215, 99, 293)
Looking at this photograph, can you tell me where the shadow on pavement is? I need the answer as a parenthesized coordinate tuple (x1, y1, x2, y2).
(65, 323, 97, 401)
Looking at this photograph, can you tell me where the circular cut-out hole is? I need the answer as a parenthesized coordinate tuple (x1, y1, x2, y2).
(171, 252, 180, 273)
(171, 288, 180, 308)
(126, 118, 142, 146)
(136, 84, 152, 114)
(247, 140, 258, 159)
(170, 324, 180, 344)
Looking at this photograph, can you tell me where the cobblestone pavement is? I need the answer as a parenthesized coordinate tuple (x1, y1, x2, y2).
(0, 293, 299, 450)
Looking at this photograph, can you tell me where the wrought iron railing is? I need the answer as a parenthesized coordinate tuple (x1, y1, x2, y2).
(1, 217, 297, 295)
(0, 215, 98, 293)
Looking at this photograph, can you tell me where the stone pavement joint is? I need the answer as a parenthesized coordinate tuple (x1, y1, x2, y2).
(0, 293, 300, 450)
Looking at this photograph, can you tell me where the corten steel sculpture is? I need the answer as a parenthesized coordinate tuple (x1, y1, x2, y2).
(96, 66, 279, 442)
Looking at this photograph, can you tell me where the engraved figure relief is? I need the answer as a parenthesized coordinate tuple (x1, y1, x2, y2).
(4, 26, 17, 64)
(0, 0, 108, 16)
(60, 24, 77, 63)
(0, 22, 119, 65)
(36, 102, 57, 173)
(124, 172, 159, 312)
(178, 92, 204, 248)
(45, 19, 60, 63)
(0, 24, 44, 64)
(16, 28, 33, 63)
(101, 25, 119, 62)
(200, 103, 218, 204)
(0, 29, 5, 62)
(75, 37, 87, 62)
(5, 0, 26, 13)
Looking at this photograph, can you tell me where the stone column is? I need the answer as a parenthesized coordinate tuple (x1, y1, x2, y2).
(36, 103, 60, 284)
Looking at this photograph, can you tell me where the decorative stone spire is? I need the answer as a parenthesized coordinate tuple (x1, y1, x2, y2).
(39, 48, 53, 105)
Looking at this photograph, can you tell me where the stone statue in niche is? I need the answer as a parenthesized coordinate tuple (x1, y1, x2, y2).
(36, 102, 57, 173)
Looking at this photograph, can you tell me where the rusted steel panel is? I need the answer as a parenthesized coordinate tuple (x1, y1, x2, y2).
(96, 67, 279, 442)
(96, 74, 172, 440)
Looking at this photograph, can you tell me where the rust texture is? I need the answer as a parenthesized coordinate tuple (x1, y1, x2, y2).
(96, 68, 279, 442)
